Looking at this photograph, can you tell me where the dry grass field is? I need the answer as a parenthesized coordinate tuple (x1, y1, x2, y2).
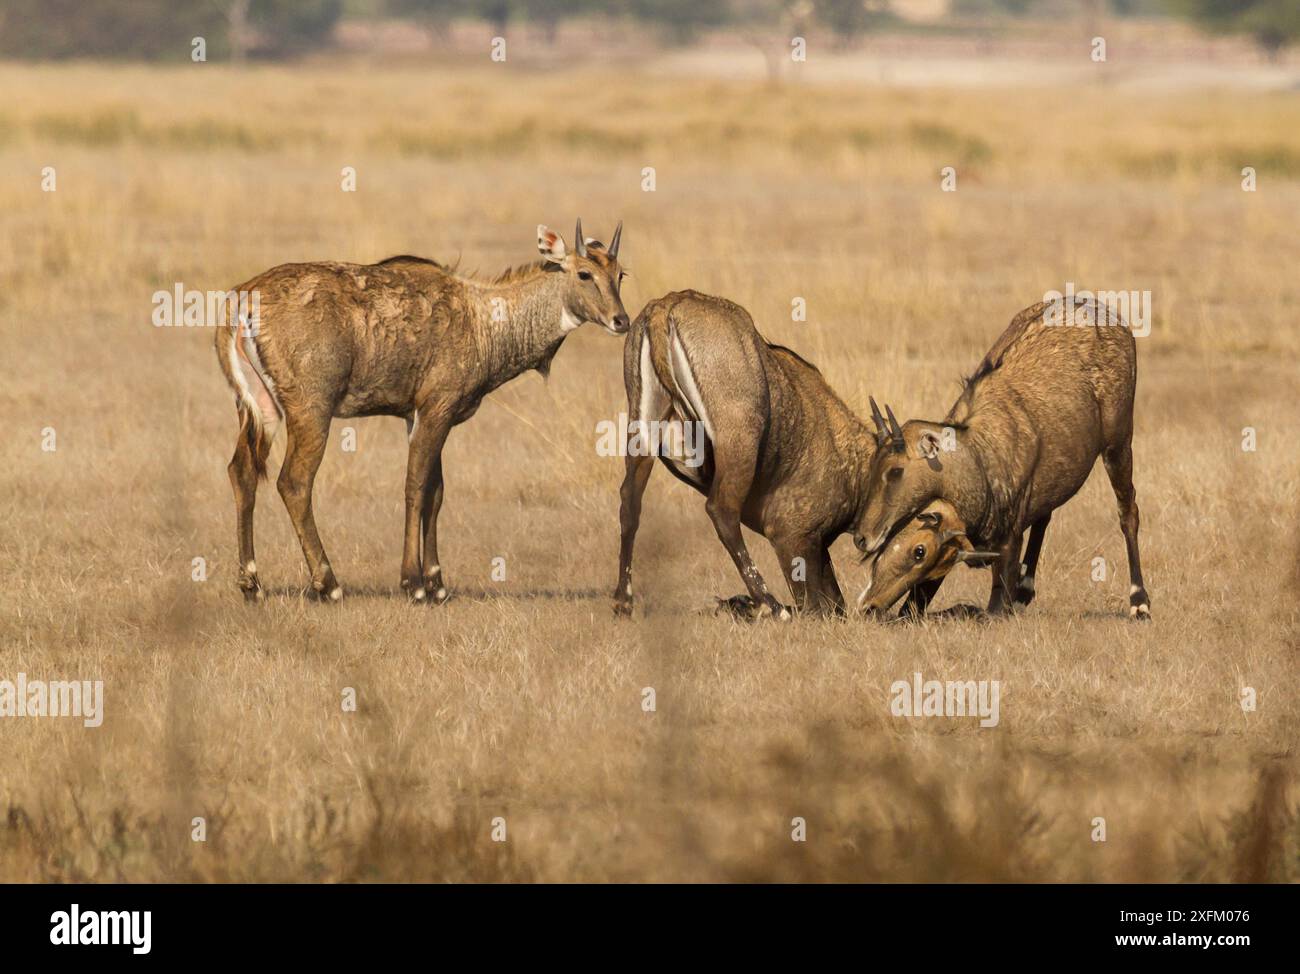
(0, 56, 1297, 882)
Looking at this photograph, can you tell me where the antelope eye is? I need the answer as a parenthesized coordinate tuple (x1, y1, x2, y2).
(577, 270, 593, 281)
(913, 545, 926, 562)
(884, 467, 902, 484)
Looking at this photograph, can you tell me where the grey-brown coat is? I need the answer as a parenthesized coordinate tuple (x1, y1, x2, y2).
(613, 290, 879, 618)
(855, 297, 1150, 619)
(214, 222, 628, 602)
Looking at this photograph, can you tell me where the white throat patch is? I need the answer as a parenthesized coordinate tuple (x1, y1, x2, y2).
(560, 307, 582, 333)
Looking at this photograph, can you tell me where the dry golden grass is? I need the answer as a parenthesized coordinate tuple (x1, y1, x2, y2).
(0, 59, 1297, 882)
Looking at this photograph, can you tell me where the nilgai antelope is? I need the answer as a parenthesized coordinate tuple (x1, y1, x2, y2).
(215, 221, 629, 603)
(613, 290, 886, 619)
(855, 499, 999, 622)
(855, 296, 1150, 620)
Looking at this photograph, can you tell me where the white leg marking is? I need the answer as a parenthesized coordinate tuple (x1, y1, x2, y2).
(668, 325, 716, 441)
(637, 335, 662, 427)
(229, 333, 282, 438)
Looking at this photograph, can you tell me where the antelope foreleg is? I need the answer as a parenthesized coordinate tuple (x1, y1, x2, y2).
(897, 577, 945, 621)
(401, 413, 451, 603)
(705, 479, 789, 622)
(775, 535, 840, 617)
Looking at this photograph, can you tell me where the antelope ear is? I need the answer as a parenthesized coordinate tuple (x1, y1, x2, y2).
(537, 225, 568, 264)
(937, 528, 965, 548)
(956, 549, 1000, 567)
(917, 430, 941, 460)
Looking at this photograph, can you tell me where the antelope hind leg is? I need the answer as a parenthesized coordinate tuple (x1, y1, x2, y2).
(277, 411, 342, 602)
(1103, 441, 1151, 621)
(228, 419, 264, 602)
(613, 453, 654, 618)
(985, 543, 1020, 616)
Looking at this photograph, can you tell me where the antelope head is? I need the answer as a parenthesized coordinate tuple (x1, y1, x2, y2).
(856, 500, 999, 616)
(853, 397, 955, 557)
(537, 219, 630, 336)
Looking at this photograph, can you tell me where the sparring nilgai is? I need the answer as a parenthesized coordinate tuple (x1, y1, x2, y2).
(215, 221, 628, 603)
(613, 290, 885, 619)
(856, 296, 1150, 619)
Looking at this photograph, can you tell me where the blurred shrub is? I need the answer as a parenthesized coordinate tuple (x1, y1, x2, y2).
(1166, 0, 1300, 59)
(0, 0, 342, 60)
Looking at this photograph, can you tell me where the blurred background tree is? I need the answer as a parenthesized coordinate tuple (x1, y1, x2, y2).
(812, 0, 895, 45)
(951, 0, 1040, 15)
(0, 0, 222, 59)
(4, 0, 1297, 61)
(627, 0, 730, 45)
(1165, 0, 1300, 60)
(0, 0, 342, 60)
(385, 0, 461, 42)
(249, 0, 343, 56)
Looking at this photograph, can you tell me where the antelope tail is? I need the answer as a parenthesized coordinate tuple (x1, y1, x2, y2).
(217, 311, 282, 480)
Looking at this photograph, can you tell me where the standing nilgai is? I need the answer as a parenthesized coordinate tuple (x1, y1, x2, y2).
(215, 221, 628, 603)
(855, 296, 1150, 620)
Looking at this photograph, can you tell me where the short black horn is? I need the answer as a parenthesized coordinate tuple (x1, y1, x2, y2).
(885, 404, 905, 450)
(608, 220, 622, 259)
(869, 397, 887, 439)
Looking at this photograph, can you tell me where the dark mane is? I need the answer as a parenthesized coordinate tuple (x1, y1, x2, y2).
(492, 260, 552, 284)
(765, 341, 821, 375)
(377, 254, 445, 268)
(962, 355, 1000, 390)
(960, 301, 1046, 391)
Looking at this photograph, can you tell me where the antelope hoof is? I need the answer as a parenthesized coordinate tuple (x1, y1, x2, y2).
(714, 594, 757, 619)
(761, 600, 794, 623)
(309, 581, 343, 603)
(1013, 574, 1035, 606)
(238, 562, 263, 602)
(936, 603, 988, 622)
(1129, 603, 1152, 622)
(402, 576, 447, 605)
(613, 597, 634, 619)
(714, 595, 792, 622)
